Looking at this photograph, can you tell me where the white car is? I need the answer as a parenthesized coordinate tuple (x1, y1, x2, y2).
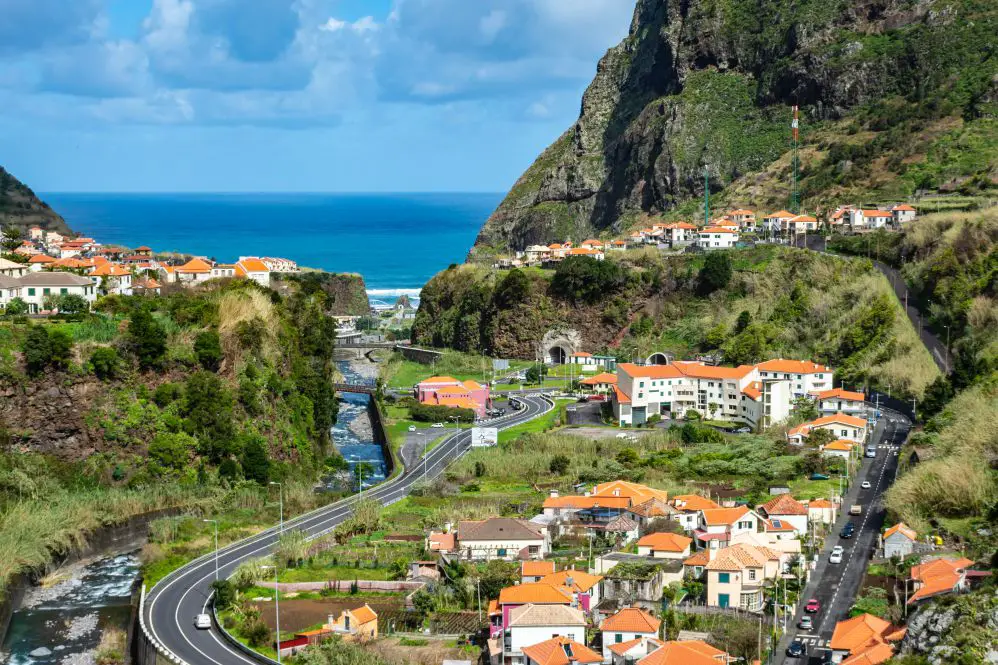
(861, 481, 872, 489)
(408, 425, 417, 432)
(431, 422, 444, 428)
(615, 433, 629, 439)
(829, 546, 844, 564)
(195, 613, 212, 629)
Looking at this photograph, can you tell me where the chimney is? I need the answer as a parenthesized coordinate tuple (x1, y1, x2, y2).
(444, 522, 452, 533)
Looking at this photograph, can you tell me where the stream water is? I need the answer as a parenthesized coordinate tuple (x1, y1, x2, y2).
(324, 359, 387, 490)
(1, 552, 140, 665)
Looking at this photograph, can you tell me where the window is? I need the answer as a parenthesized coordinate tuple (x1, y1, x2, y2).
(614, 634, 623, 643)
(718, 573, 730, 584)
(60, 288, 68, 294)
(497, 548, 507, 557)
(748, 569, 756, 581)
(28, 288, 35, 296)
(43, 288, 51, 295)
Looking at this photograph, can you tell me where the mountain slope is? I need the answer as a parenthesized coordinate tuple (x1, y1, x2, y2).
(473, 0, 998, 253)
(0, 166, 72, 235)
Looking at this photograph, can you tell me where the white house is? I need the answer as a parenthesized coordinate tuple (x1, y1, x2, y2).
(787, 413, 868, 446)
(520, 561, 555, 584)
(816, 388, 867, 416)
(16, 272, 97, 313)
(883, 523, 917, 559)
(175, 258, 214, 285)
(787, 214, 818, 234)
(635, 532, 692, 559)
(236, 257, 272, 287)
(504, 604, 587, 665)
(697, 227, 739, 249)
(523, 245, 551, 263)
(0, 258, 29, 278)
(211, 264, 237, 279)
(599, 607, 661, 661)
(761, 210, 794, 234)
(820, 439, 857, 460)
(755, 359, 833, 397)
(696, 506, 760, 551)
(758, 494, 809, 536)
(670, 494, 721, 532)
(0, 275, 21, 308)
(726, 209, 757, 231)
(891, 204, 917, 225)
(606, 636, 663, 665)
(705, 543, 782, 612)
(849, 209, 894, 229)
(90, 263, 133, 296)
(456, 518, 548, 561)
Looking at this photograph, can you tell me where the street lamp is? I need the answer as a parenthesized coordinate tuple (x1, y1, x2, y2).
(944, 324, 951, 374)
(421, 431, 428, 481)
(268, 481, 284, 665)
(203, 519, 219, 582)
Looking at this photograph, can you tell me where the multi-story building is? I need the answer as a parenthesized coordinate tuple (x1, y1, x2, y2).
(16, 272, 97, 313)
(697, 227, 739, 249)
(787, 413, 868, 446)
(755, 359, 833, 397)
(816, 388, 867, 417)
(501, 604, 588, 665)
(704, 543, 782, 612)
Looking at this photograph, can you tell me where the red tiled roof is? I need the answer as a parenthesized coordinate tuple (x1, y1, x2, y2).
(600, 607, 661, 633)
(521, 637, 602, 665)
(637, 532, 692, 553)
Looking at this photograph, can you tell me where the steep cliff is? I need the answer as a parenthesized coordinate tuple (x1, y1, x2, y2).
(474, 0, 998, 252)
(0, 166, 72, 235)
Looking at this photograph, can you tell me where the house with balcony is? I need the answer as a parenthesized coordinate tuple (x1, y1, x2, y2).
(726, 209, 756, 231)
(670, 494, 721, 532)
(755, 359, 833, 397)
(697, 227, 739, 250)
(761, 210, 794, 234)
(787, 413, 867, 446)
(695, 506, 760, 551)
(599, 607, 661, 661)
(787, 214, 818, 234)
(704, 543, 782, 612)
(498, 604, 588, 665)
(815, 388, 867, 417)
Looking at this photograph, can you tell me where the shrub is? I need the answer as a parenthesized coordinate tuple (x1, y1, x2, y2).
(194, 330, 223, 371)
(698, 253, 732, 294)
(3, 298, 28, 316)
(47, 329, 73, 370)
(147, 432, 196, 471)
(183, 371, 236, 460)
(210, 579, 236, 611)
(239, 433, 271, 485)
(127, 309, 167, 370)
(550, 256, 627, 304)
(57, 294, 89, 315)
(22, 325, 53, 376)
(549, 454, 570, 474)
(409, 403, 475, 424)
(89, 347, 119, 379)
(153, 382, 184, 407)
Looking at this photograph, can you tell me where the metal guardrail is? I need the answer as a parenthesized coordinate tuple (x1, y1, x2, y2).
(139, 585, 190, 665)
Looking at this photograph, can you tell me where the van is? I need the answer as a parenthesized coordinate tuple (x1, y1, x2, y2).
(849, 504, 862, 516)
(865, 447, 877, 458)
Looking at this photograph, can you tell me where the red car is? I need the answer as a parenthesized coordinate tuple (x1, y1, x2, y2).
(805, 598, 821, 613)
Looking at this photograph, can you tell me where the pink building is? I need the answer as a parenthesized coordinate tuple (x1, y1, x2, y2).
(416, 376, 490, 419)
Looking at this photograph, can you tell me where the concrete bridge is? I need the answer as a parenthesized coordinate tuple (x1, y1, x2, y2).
(332, 382, 376, 395)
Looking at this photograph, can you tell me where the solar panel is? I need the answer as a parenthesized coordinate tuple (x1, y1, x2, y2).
(772, 519, 783, 528)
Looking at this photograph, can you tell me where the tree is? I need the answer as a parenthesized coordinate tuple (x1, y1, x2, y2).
(127, 309, 167, 370)
(183, 371, 236, 460)
(493, 269, 531, 308)
(735, 310, 752, 333)
(4, 297, 27, 316)
(919, 375, 954, 418)
(148, 432, 196, 471)
(210, 579, 236, 611)
(707, 402, 719, 420)
(88, 347, 119, 379)
(476, 560, 519, 600)
(703, 323, 727, 349)
(1, 227, 23, 254)
(549, 454, 570, 475)
(240, 433, 271, 484)
(194, 330, 223, 371)
(697, 252, 732, 294)
(48, 329, 73, 369)
(550, 256, 627, 304)
(56, 293, 89, 315)
(616, 447, 639, 466)
(793, 396, 820, 422)
(525, 364, 548, 384)
(724, 324, 767, 364)
(22, 325, 52, 376)
(805, 427, 836, 449)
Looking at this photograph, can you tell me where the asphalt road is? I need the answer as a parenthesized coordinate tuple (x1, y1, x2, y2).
(144, 394, 554, 665)
(777, 409, 911, 665)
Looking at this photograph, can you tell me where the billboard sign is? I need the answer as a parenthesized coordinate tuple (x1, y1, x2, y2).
(471, 427, 499, 447)
(493, 359, 510, 371)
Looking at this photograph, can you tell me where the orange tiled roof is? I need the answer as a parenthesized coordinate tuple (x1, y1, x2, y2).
(822, 439, 856, 452)
(760, 494, 808, 516)
(699, 226, 738, 234)
(543, 495, 630, 510)
(539, 569, 603, 593)
(521, 637, 602, 665)
(600, 607, 661, 633)
(628, 498, 674, 518)
(908, 557, 974, 603)
(756, 359, 831, 374)
(884, 523, 917, 542)
(91, 264, 131, 277)
(580, 372, 617, 386)
(808, 499, 834, 508)
(238, 258, 269, 273)
(705, 543, 768, 571)
(637, 532, 692, 553)
(434, 386, 471, 396)
(593, 481, 668, 504)
(178, 258, 212, 273)
(498, 582, 573, 606)
(521, 561, 556, 578)
(421, 376, 459, 384)
(29, 254, 56, 263)
(672, 494, 721, 512)
(683, 550, 710, 567)
(829, 613, 903, 663)
(427, 531, 455, 551)
(635, 640, 728, 665)
(349, 604, 377, 624)
(700, 506, 750, 526)
(612, 384, 631, 404)
(817, 388, 865, 401)
(742, 381, 762, 400)
(763, 210, 794, 219)
(729, 209, 754, 215)
(892, 205, 915, 211)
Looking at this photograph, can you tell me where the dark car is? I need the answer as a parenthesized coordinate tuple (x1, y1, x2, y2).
(840, 522, 856, 539)
(786, 640, 807, 658)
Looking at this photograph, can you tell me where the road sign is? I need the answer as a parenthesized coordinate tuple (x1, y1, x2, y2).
(493, 359, 510, 371)
(471, 427, 498, 447)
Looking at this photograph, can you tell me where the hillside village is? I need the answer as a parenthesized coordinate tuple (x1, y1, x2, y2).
(0, 224, 299, 313)
(493, 204, 918, 267)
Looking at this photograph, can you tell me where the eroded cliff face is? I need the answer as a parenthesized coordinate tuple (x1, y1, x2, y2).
(473, 0, 996, 252)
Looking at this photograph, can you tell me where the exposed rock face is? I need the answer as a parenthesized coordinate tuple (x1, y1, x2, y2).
(0, 166, 72, 235)
(0, 377, 100, 458)
(901, 591, 998, 665)
(473, 0, 997, 252)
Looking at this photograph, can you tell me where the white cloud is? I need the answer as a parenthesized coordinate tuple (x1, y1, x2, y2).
(319, 17, 347, 32)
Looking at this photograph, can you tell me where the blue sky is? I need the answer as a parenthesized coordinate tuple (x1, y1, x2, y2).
(0, 0, 635, 192)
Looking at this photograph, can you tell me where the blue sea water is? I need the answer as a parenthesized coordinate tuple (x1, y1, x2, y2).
(42, 192, 502, 293)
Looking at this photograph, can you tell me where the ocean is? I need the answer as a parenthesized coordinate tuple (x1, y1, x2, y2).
(42, 192, 502, 295)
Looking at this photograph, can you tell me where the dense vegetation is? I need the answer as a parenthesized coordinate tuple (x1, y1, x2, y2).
(414, 246, 938, 397)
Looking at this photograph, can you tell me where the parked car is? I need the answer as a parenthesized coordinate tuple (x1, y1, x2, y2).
(829, 546, 844, 564)
(195, 614, 211, 629)
(809, 473, 830, 480)
(841, 523, 856, 538)
(786, 639, 807, 658)
(407, 425, 417, 432)
(615, 433, 629, 439)
(866, 446, 877, 457)
(734, 426, 752, 434)
(850, 504, 863, 515)
(805, 598, 821, 613)
(861, 480, 872, 489)
(798, 615, 813, 630)
(431, 422, 444, 428)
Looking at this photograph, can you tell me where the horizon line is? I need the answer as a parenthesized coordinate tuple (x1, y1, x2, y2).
(40, 190, 505, 196)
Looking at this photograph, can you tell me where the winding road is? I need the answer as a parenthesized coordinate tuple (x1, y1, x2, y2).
(144, 394, 554, 665)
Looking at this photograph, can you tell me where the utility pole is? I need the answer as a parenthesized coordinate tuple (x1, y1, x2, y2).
(203, 519, 219, 581)
(791, 105, 801, 214)
(704, 165, 710, 226)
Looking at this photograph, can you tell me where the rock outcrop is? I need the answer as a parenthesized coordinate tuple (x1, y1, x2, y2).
(473, 0, 998, 252)
(0, 166, 72, 235)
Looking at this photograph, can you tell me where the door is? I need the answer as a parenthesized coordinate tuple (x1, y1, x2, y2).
(718, 594, 730, 608)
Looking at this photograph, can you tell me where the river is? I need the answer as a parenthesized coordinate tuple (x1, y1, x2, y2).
(325, 357, 387, 490)
(1, 553, 139, 665)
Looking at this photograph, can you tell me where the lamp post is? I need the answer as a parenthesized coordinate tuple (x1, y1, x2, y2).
(422, 431, 428, 481)
(269, 481, 284, 534)
(203, 519, 219, 581)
